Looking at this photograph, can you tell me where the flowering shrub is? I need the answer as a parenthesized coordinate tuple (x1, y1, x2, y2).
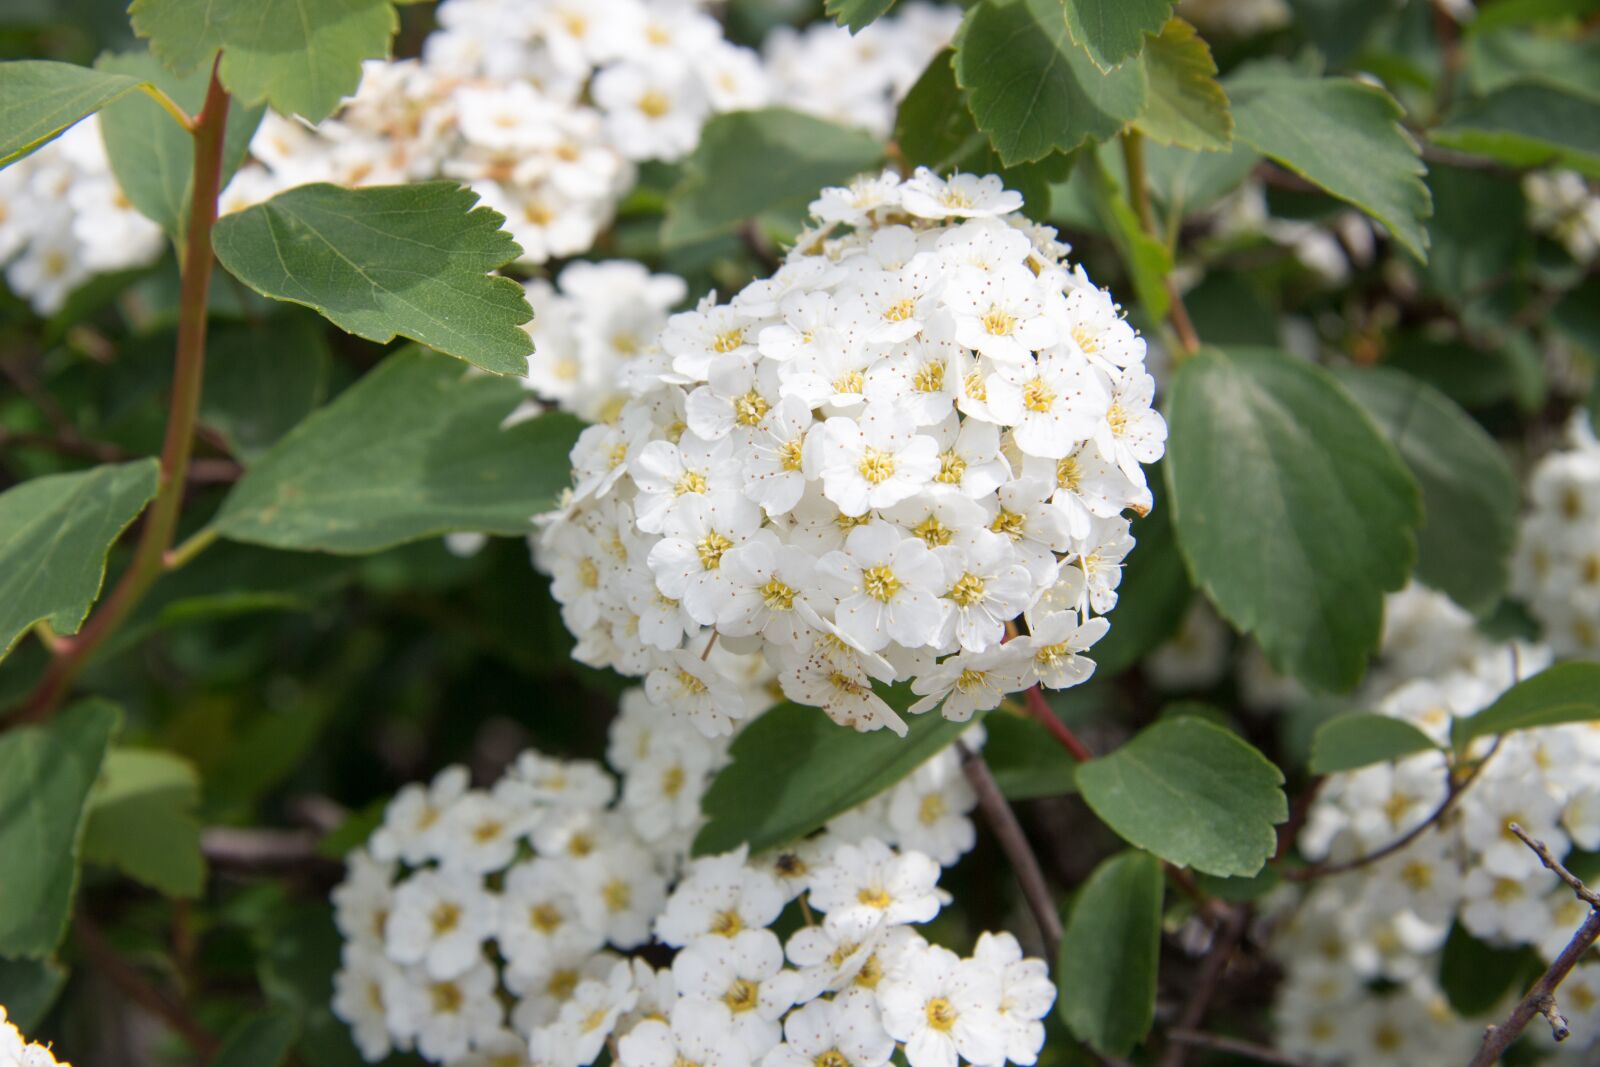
(1, 3, 1599, 1067)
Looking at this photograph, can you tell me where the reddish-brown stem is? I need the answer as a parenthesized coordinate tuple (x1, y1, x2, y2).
(13, 61, 229, 723)
(1023, 684, 1094, 762)
(958, 740, 1064, 957)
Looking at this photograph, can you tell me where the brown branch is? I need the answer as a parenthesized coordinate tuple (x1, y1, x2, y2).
(201, 826, 342, 876)
(957, 740, 1063, 958)
(1157, 905, 1247, 1067)
(74, 912, 219, 1059)
(1022, 684, 1093, 762)
(1466, 826, 1600, 1066)
(1167, 1030, 1319, 1067)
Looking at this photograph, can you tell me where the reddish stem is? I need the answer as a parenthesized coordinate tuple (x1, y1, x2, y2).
(1023, 684, 1094, 762)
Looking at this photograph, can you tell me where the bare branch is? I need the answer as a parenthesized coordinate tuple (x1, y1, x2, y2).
(1167, 1030, 1320, 1067)
(1510, 822, 1600, 908)
(956, 739, 1062, 958)
(1157, 905, 1247, 1067)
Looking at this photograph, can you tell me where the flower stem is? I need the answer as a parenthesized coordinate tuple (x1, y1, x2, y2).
(1119, 129, 1201, 357)
(14, 60, 230, 724)
(1022, 684, 1094, 762)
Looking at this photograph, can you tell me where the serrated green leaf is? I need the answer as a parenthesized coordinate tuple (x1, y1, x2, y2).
(1057, 850, 1162, 1056)
(210, 1008, 300, 1067)
(1452, 662, 1600, 751)
(0, 459, 159, 660)
(1434, 80, 1600, 178)
(201, 314, 331, 462)
(954, 0, 1146, 167)
(82, 748, 205, 898)
(694, 699, 977, 856)
(1309, 712, 1440, 775)
(1227, 61, 1432, 261)
(211, 182, 533, 375)
(1133, 18, 1231, 152)
(214, 348, 581, 553)
(1465, 27, 1600, 100)
(1063, 0, 1172, 71)
(662, 108, 884, 247)
(0, 700, 120, 957)
(95, 50, 263, 236)
(825, 0, 896, 32)
(1077, 716, 1287, 877)
(0, 61, 149, 167)
(1165, 348, 1422, 691)
(983, 713, 1079, 799)
(130, 0, 396, 123)
(1335, 366, 1518, 615)
(0, 956, 68, 1031)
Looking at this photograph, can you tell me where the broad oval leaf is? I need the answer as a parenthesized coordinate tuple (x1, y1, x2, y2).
(211, 181, 534, 375)
(1452, 661, 1600, 751)
(1057, 850, 1163, 1056)
(0, 700, 120, 957)
(953, 0, 1145, 167)
(0, 957, 68, 1032)
(0, 61, 146, 167)
(82, 748, 206, 899)
(1132, 18, 1232, 152)
(1227, 61, 1432, 261)
(213, 348, 581, 554)
(0, 459, 159, 660)
(1434, 80, 1600, 178)
(1063, 0, 1172, 71)
(1335, 366, 1518, 615)
(662, 108, 884, 247)
(694, 700, 976, 856)
(1165, 347, 1421, 691)
(1308, 712, 1441, 775)
(1076, 716, 1287, 877)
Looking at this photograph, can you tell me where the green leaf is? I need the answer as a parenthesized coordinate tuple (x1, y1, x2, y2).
(984, 714, 1078, 800)
(1132, 18, 1231, 152)
(1076, 716, 1287, 876)
(201, 315, 331, 462)
(0, 956, 68, 1031)
(1452, 662, 1600, 751)
(1334, 366, 1518, 615)
(1308, 712, 1440, 775)
(1165, 348, 1421, 691)
(1434, 80, 1600, 178)
(1438, 922, 1543, 1016)
(1421, 164, 1530, 303)
(662, 109, 884, 247)
(211, 182, 533, 375)
(95, 50, 264, 236)
(258, 905, 377, 1067)
(1063, 0, 1172, 71)
(826, 0, 896, 32)
(1193, 866, 1282, 902)
(0, 700, 119, 957)
(0, 61, 148, 168)
(1143, 140, 1258, 217)
(1086, 153, 1171, 323)
(210, 1008, 300, 1067)
(1057, 850, 1162, 1056)
(0, 459, 159, 660)
(213, 348, 580, 554)
(1227, 61, 1432, 261)
(954, 0, 1146, 167)
(694, 699, 976, 856)
(82, 748, 205, 898)
(130, 0, 397, 123)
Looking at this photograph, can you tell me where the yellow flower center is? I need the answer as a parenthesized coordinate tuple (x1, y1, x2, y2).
(833, 370, 865, 394)
(981, 306, 1016, 336)
(710, 909, 744, 937)
(697, 531, 733, 570)
(925, 996, 958, 1032)
(779, 438, 804, 472)
(761, 577, 797, 611)
(675, 470, 708, 496)
(913, 361, 945, 393)
(735, 390, 769, 426)
(862, 565, 900, 602)
(603, 878, 632, 912)
(638, 90, 671, 118)
(858, 447, 897, 485)
(935, 449, 967, 485)
(857, 886, 892, 908)
(918, 793, 947, 825)
(1022, 377, 1055, 413)
(430, 981, 462, 1014)
(677, 669, 708, 696)
(912, 514, 952, 547)
(713, 328, 745, 353)
(661, 765, 686, 797)
(723, 978, 760, 1014)
(963, 371, 987, 401)
(948, 572, 987, 607)
(430, 902, 462, 936)
(530, 903, 563, 934)
(991, 509, 1026, 539)
(1056, 455, 1081, 491)
(883, 298, 916, 322)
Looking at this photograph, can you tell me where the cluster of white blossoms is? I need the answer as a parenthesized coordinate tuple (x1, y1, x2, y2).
(1524, 169, 1600, 264)
(1267, 584, 1600, 1066)
(0, 116, 165, 315)
(1513, 413, 1600, 659)
(330, 692, 1054, 1067)
(533, 168, 1165, 739)
(0, 1006, 68, 1067)
(762, 5, 961, 139)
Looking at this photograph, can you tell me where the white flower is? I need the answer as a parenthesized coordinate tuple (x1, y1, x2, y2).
(385, 869, 499, 980)
(908, 646, 1034, 721)
(618, 1001, 752, 1067)
(671, 930, 798, 1057)
(972, 932, 1055, 1066)
(437, 789, 530, 874)
(646, 648, 751, 738)
(932, 530, 1034, 653)
(1016, 611, 1107, 691)
(950, 267, 1058, 365)
(817, 523, 947, 653)
(885, 753, 978, 866)
(655, 848, 786, 948)
(542, 961, 640, 1067)
(332, 849, 397, 950)
(901, 168, 1023, 220)
(985, 351, 1109, 459)
(593, 62, 710, 162)
(571, 843, 670, 949)
(384, 960, 504, 1062)
(761, 996, 895, 1067)
(808, 838, 943, 939)
(716, 531, 823, 647)
(332, 946, 403, 1061)
(811, 407, 940, 517)
(878, 942, 1006, 1067)
(497, 858, 604, 971)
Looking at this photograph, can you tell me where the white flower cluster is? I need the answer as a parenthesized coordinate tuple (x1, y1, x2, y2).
(0, 116, 165, 314)
(1513, 413, 1600, 659)
(330, 696, 1053, 1067)
(1, 1005, 68, 1067)
(1524, 169, 1600, 264)
(1268, 585, 1600, 1066)
(534, 169, 1165, 739)
(762, 6, 961, 139)
(224, 0, 770, 264)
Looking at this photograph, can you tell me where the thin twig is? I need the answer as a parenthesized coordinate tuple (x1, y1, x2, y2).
(201, 826, 342, 876)
(1157, 906, 1247, 1067)
(1021, 684, 1093, 763)
(1167, 1030, 1319, 1067)
(1466, 827, 1600, 1066)
(957, 740, 1063, 958)
(1120, 130, 1200, 356)
(74, 912, 219, 1059)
